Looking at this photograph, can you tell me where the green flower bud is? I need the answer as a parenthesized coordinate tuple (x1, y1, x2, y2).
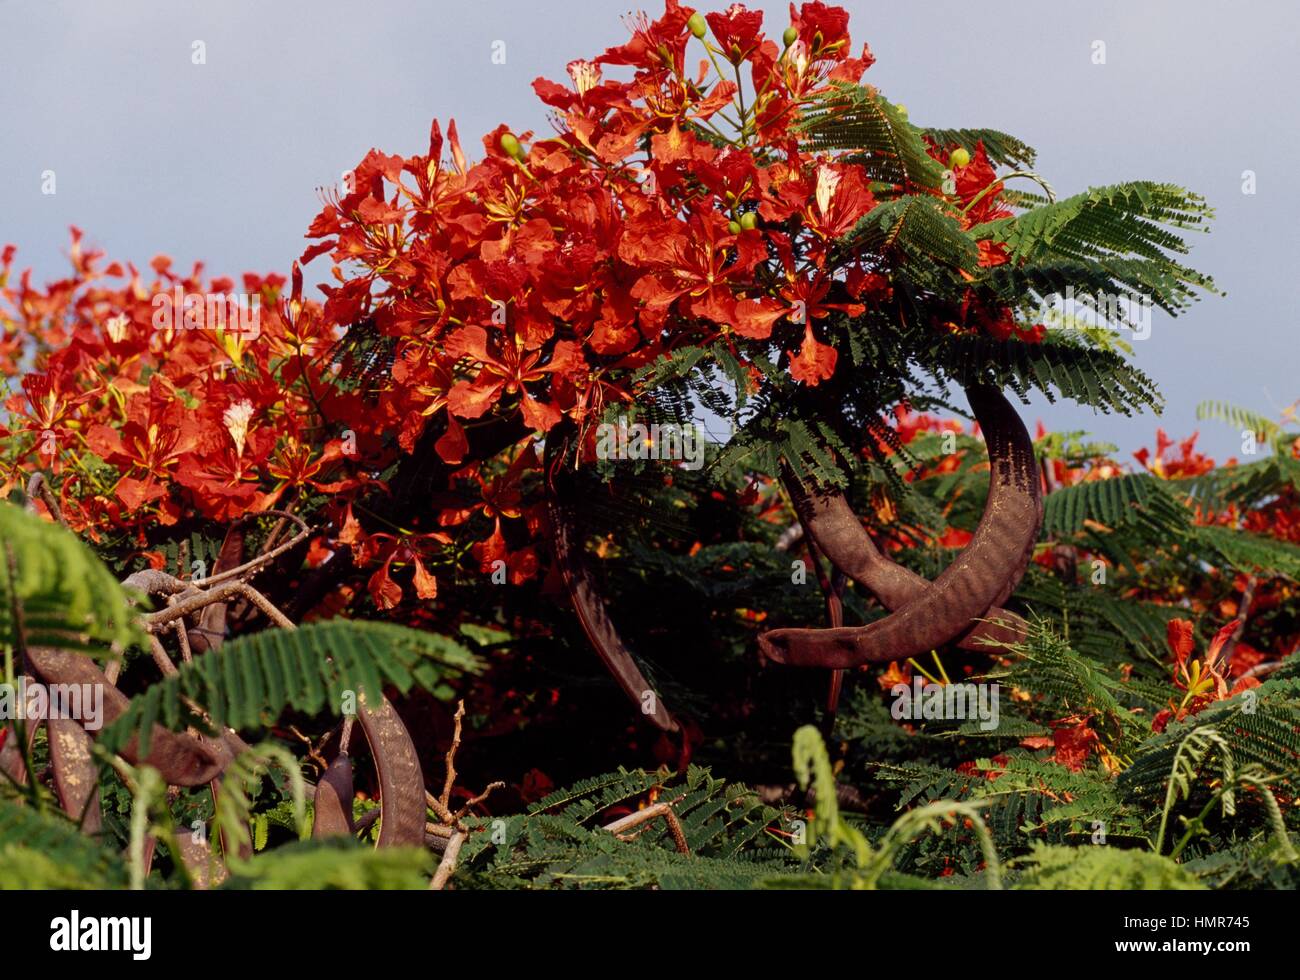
(728, 220, 742, 235)
(949, 147, 971, 169)
(739, 211, 758, 231)
(782, 25, 798, 47)
(688, 12, 707, 38)
(499, 132, 522, 159)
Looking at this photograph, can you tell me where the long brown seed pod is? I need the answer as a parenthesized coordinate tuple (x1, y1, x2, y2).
(759, 384, 1042, 668)
(48, 717, 103, 832)
(544, 425, 679, 733)
(25, 647, 223, 786)
(311, 751, 356, 838)
(356, 696, 427, 846)
(780, 473, 1027, 651)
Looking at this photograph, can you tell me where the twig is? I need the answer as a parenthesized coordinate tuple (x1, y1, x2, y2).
(24, 473, 65, 526)
(425, 790, 454, 825)
(1240, 659, 1286, 682)
(1215, 575, 1256, 671)
(601, 800, 690, 854)
(288, 726, 330, 773)
(429, 830, 465, 890)
(452, 781, 505, 822)
(440, 701, 465, 812)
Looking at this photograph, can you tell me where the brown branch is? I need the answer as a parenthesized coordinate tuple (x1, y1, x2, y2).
(24, 472, 65, 526)
(429, 830, 465, 890)
(1215, 575, 1256, 671)
(601, 800, 690, 854)
(440, 701, 465, 812)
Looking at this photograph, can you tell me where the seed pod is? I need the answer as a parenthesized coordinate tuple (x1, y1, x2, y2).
(312, 751, 356, 838)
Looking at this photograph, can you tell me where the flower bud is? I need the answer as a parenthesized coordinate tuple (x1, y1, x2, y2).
(688, 12, 707, 38)
(728, 220, 742, 235)
(499, 132, 522, 159)
(949, 147, 971, 169)
(739, 212, 757, 231)
(782, 25, 798, 47)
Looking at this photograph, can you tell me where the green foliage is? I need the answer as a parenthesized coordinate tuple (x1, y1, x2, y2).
(1119, 674, 1300, 804)
(972, 182, 1218, 315)
(1196, 400, 1282, 442)
(798, 83, 945, 192)
(1192, 525, 1300, 580)
(1012, 844, 1203, 889)
(1041, 473, 1185, 537)
(0, 799, 130, 889)
(849, 196, 978, 287)
(778, 727, 1002, 889)
(919, 127, 1038, 169)
(212, 743, 310, 858)
(0, 501, 144, 658)
(100, 620, 483, 756)
(219, 838, 433, 889)
(457, 765, 796, 889)
(919, 334, 1163, 416)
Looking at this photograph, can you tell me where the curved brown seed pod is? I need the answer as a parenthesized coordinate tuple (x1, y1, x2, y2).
(759, 384, 1042, 668)
(187, 526, 244, 655)
(48, 718, 102, 833)
(172, 831, 227, 889)
(544, 428, 679, 733)
(311, 751, 356, 838)
(0, 713, 38, 785)
(356, 697, 426, 846)
(0, 735, 24, 785)
(782, 471, 1027, 650)
(25, 648, 223, 786)
(199, 733, 252, 861)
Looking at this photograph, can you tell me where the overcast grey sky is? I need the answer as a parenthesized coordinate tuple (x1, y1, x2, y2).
(3, 0, 1296, 460)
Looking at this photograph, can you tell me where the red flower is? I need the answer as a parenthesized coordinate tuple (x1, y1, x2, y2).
(788, 1, 851, 57)
(1052, 720, 1100, 771)
(707, 4, 766, 63)
(789, 321, 838, 385)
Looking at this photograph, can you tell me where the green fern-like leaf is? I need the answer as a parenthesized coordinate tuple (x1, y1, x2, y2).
(1119, 678, 1300, 802)
(0, 502, 145, 657)
(219, 837, 432, 889)
(100, 620, 483, 755)
(919, 127, 1037, 169)
(1195, 400, 1283, 442)
(798, 83, 945, 192)
(849, 195, 978, 286)
(0, 799, 130, 889)
(919, 334, 1163, 416)
(1191, 524, 1300, 580)
(1041, 473, 1189, 536)
(1012, 843, 1204, 889)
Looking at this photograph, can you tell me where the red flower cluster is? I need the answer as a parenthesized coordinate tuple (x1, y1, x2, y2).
(0, 2, 1049, 607)
(1151, 618, 1259, 732)
(0, 230, 351, 534)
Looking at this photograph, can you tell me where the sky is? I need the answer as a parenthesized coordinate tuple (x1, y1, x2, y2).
(3, 0, 1297, 461)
